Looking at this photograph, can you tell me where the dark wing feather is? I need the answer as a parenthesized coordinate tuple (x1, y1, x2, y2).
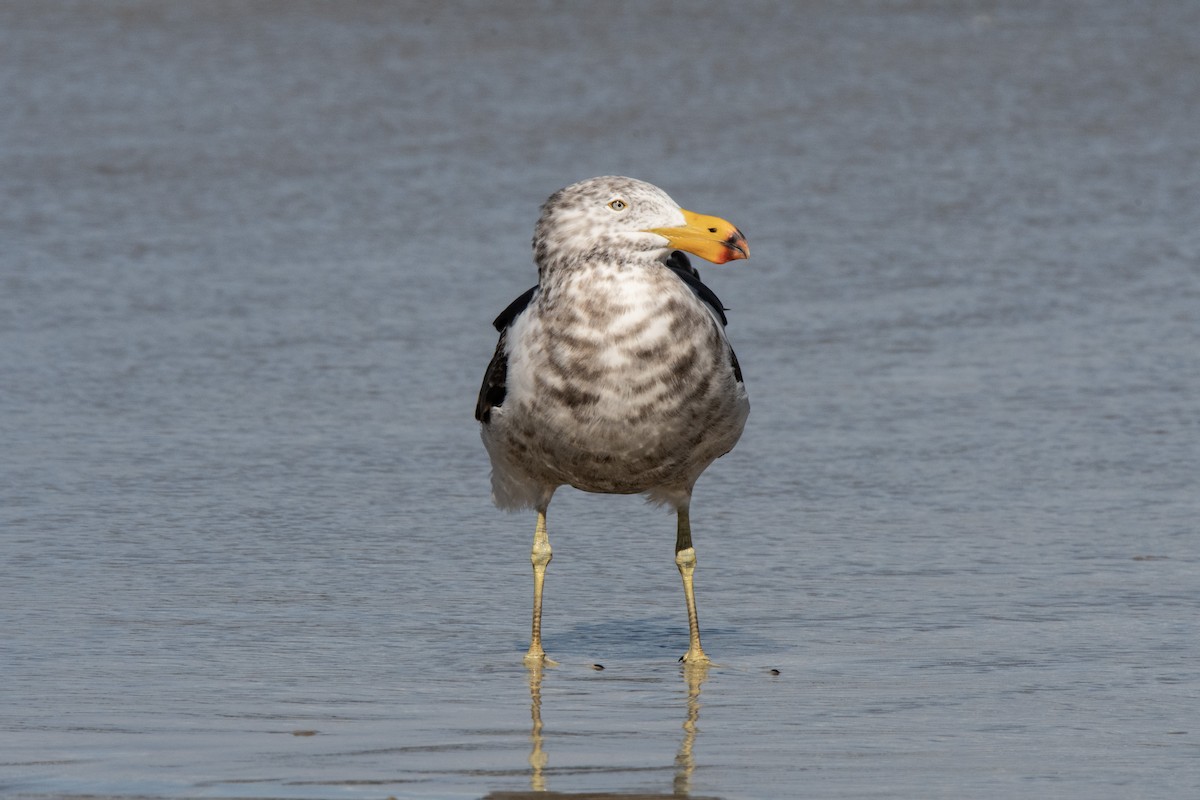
(475, 329, 509, 423)
(728, 343, 744, 384)
(664, 251, 728, 327)
(476, 286, 539, 423)
(492, 285, 537, 332)
(664, 251, 742, 383)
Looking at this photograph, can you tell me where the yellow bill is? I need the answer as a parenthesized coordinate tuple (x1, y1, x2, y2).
(645, 208, 749, 264)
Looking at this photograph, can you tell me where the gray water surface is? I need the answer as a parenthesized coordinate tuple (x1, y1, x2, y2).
(3, 2, 1198, 798)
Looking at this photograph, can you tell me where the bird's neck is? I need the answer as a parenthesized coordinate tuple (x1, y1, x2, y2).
(536, 247, 667, 285)
(534, 253, 677, 325)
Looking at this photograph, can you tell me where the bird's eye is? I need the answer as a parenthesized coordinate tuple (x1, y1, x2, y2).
(607, 199, 627, 212)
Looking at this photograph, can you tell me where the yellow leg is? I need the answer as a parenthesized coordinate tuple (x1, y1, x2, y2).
(675, 506, 710, 664)
(525, 508, 554, 665)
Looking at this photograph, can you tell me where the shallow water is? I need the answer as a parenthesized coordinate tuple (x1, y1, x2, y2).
(3, 2, 1199, 798)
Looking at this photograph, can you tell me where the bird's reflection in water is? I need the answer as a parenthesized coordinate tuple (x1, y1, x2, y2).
(673, 663, 707, 797)
(528, 661, 549, 792)
(484, 662, 717, 800)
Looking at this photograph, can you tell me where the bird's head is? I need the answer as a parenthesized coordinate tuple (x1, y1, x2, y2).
(533, 176, 748, 272)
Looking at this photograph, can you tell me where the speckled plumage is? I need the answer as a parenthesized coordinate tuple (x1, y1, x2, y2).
(477, 176, 748, 511)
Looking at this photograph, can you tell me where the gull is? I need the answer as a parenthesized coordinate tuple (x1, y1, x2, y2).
(476, 176, 749, 665)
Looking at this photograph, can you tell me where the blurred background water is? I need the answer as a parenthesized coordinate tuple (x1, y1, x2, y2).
(2, 2, 1198, 798)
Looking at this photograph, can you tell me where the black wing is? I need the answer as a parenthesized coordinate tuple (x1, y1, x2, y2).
(475, 328, 509, 423)
(664, 251, 729, 327)
(664, 251, 742, 383)
(476, 286, 538, 423)
(492, 285, 537, 332)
